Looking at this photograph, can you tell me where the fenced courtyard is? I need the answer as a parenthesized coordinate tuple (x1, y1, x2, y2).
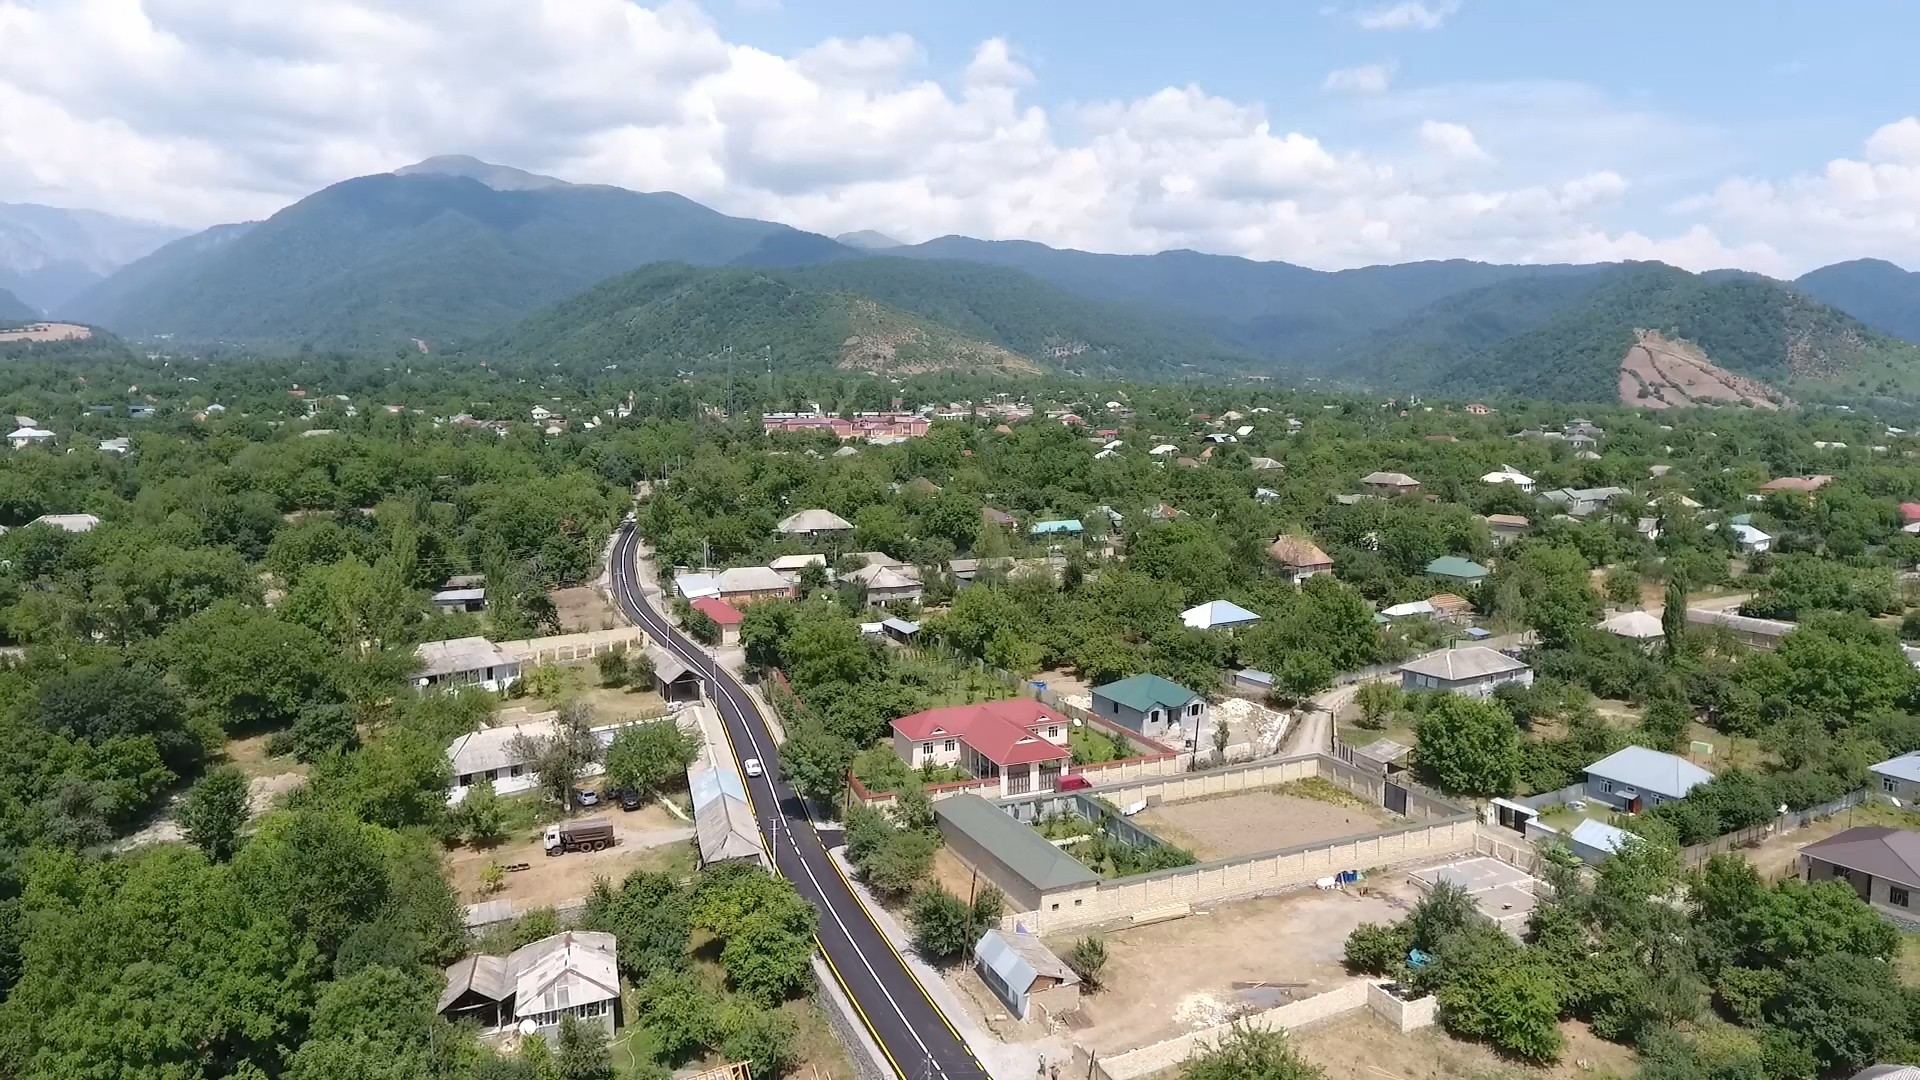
(1130, 785, 1400, 862)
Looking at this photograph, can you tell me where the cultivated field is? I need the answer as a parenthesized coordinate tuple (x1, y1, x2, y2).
(0, 321, 90, 343)
(1131, 786, 1398, 861)
(1057, 876, 1424, 1055)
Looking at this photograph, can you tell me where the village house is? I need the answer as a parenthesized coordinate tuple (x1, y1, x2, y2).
(690, 597, 745, 646)
(430, 574, 487, 614)
(414, 637, 521, 694)
(980, 506, 1018, 529)
(1480, 465, 1535, 493)
(776, 508, 854, 541)
(767, 552, 828, 584)
(1089, 674, 1206, 744)
(1484, 513, 1531, 546)
(891, 700, 1073, 797)
(1266, 535, 1335, 585)
(1181, 599, 1262, 631)
(1540, 486, 1629, 518)
(1399, 646, 1532, 698)
(1424, 556, 1490, 584)
(7, 426, 53, 449)
(846, 561, 925, 606)
(1870, 750, 1920, 802)
(439, 931, 620, 1040)
(1361, 470, 1422, 496)
(28, 512, 100, 533)
(1799, 827, 1920, 923)
(715, 566, 795, 604)
(1584, 746, 1712, 812)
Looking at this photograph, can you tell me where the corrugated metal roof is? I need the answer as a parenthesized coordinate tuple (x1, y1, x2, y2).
(935, 794, 1098, 893)
(1585, 746, 1712, 801)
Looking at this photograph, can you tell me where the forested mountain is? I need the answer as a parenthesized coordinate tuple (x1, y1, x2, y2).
(1794, 258, 1920, 344)
(1323, 262, 1920, 403)
(0, 287, 34, 322)
(67, 158, 848, 351)
(0, 202, 186, 313)
(889, 236, 1609, 354)
(479, 262, 1042, 377)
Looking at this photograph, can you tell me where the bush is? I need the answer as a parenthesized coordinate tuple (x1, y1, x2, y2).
(596, 650, 628, 687)
(908, 887, 972, 961)
(1342, 923, 1411, 976)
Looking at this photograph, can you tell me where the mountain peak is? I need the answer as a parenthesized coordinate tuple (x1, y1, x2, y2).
(392, 155, 569, 192)
(834, 230, 903, 250)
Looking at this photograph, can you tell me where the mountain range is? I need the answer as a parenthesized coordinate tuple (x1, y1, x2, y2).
(33, 156, 1920, 403)
(0, 202, 186, 313)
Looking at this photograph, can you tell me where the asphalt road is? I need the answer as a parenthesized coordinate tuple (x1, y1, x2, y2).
(609, 526, 991, 1080)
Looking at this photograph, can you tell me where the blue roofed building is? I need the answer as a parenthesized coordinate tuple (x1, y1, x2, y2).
(974, 929, 1081, 1021)
(1029, 518, 1084, 537)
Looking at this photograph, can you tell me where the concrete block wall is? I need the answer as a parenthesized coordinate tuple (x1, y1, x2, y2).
(1092, 981, 1371, 1079)
(1367, 982, 1438, 1032)
(1006, 817, 1477, 935)
(500, 626, 648, 665)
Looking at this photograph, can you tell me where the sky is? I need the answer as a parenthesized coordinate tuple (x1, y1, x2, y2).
(2, 0, 1917, 276)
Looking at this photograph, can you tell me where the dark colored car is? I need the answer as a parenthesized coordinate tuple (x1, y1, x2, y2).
(615, 788, 643, 812)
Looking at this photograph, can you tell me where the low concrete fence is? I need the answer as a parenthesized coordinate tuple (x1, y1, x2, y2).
(1083, 978, 1435, 1080)
(1062, 751, 1462, 823)
(500, 626, 648, 665)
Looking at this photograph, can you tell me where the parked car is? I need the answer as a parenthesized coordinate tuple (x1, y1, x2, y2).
(574, 788, 600, 807)
(743, 758, 764, 778)
(1055, 774, 1092, 792)
(617, 788, 643, 812)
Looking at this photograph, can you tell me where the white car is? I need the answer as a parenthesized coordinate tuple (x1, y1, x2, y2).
(743, 758, 764, 778)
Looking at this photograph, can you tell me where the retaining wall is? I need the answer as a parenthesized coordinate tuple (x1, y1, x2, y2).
(499, 626, 648, 665)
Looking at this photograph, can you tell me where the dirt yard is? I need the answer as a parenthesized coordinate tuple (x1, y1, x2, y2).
(551, 585, 622, 632)
(1132, 788, 1397, 861)
(444, 803, 696, 908)
(0, 321, 90, 342)
(1290, 1012, 1638, 1080)
(1057, 876, 1424, 1055)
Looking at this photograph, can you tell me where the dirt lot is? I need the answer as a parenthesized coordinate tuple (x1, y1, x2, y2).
(551, 585, 622, 631)
(1057, 876, 1424, 1055)
(0, 321, 90, 343)
(1034, 665, 1091, 700)
(1132, 788, 1397, 861)
(1289, 1012, 1638, 1080)
(444, 803, 696, 908)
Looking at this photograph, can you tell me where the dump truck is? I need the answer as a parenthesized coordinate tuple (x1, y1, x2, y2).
(544, 818, 615, 856)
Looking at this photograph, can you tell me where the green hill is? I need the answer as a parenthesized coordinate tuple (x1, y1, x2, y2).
(478, 263, 1041, 378)
(1331, 262, 1920, 403)
(1794, 258, 1920, 344)
(0, 287, 34, 323)
(67, 160, 846, 351)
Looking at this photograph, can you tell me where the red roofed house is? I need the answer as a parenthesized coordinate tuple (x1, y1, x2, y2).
(1901, 502, 1920, 525)
(690, 597, 745, 647)
(892, 700, 1073, 796)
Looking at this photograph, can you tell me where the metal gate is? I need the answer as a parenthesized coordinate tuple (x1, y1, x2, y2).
(1384, 781, 1409, 815)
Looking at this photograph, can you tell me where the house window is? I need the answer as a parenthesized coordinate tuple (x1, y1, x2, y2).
(1047, 726, 1058, 739)
(1832, 865, 1851, 879)
(1600, 779, 1613, 794)
(510, 765, 524, 777)
(1050, 903, 1060, 911)
(944, 739, 956, 753)
(1189, 703, 1203, 716)
(922, 743, 934, 757)
(1894, 887, 1912, 908)
(1886, 776, 1900, 794)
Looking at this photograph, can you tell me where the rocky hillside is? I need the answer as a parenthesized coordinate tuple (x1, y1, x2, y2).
(1616, 330, 1789, 409)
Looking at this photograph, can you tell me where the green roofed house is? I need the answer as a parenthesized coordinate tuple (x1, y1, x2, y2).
(935, 793, 1099, 913)
(1029, 519, 1084, 537)
(1090, 674, 1205, 745)
(1424, 556, 1490, 583)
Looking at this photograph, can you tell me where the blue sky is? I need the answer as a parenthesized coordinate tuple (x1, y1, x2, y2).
(2, 0, 1916, 274)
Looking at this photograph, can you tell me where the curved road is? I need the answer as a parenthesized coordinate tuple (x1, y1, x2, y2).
(610, 526, 990, 1080)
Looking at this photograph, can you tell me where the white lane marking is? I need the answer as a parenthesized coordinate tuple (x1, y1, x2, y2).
(612, 533, 951, 1077)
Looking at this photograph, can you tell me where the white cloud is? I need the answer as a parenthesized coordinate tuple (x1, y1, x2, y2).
(0, 0, 1898, 276)
(1355, 1, 1461, 31)
(1322, 63, 1394, 95)
(1419, 120, 1491, 163)
(1687, 116, 1920, 271)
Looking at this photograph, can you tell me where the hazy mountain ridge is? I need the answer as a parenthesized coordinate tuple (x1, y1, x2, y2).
(0, 202, 188, 312)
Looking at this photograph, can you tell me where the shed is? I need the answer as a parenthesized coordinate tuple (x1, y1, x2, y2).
(974, 929, 1081, 1021)
(688, 755, 766, 868)
(935, 794, 1098, 913)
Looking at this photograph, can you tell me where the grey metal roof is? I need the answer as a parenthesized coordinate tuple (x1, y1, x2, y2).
(1569, 818, 1634, 855)
(689, 754, 764, 866)
(975, 929, 1077, 992)
(778, 508, 853, 533)
(416, 636, 516, 678)
(1398, 646, 1528, 682)
(1873, 750, 1920, 784)
(1801, 826, 1920, 891)
(935, 794, 1098, 892)
(437, 953, 511, 1012)
(1584, 746, 1713, 801)
(509, 931, 619, 1018)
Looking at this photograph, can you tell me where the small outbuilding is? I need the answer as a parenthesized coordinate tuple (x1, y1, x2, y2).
(974, 929, 1081, 1021)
